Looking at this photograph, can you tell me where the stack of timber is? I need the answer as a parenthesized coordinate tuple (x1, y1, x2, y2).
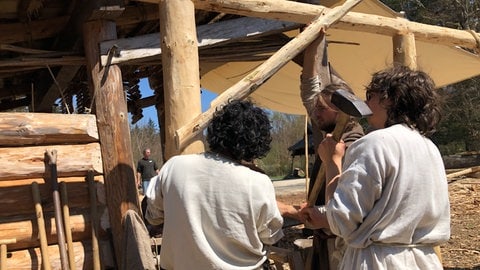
(0, 113, 109, 269)
(443, 152, 480, 169)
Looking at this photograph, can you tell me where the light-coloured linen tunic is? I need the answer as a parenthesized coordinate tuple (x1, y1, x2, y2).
(145, 153, 284, 270)
(326, 124, 450, 270)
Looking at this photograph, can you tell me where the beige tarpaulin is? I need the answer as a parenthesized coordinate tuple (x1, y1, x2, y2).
(200, 0, 480, 115)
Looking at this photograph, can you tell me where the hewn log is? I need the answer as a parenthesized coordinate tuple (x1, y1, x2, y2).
(175, 0, 362, 150)
(0, 113, 98, 146)
(0, 56, 85, 68)
(0, 16, 70, 44)
(83, 20, 140, 266)
(5, 241, 93, 270)
(0, 180, 98, 219)
(0, 175, 104, 188)
(0, 212, 93, 251)
(160, 0, 205, 158)
(0, 143, 102, 181)
(184, 0, 480, 50)
(99, 17, 299, 65)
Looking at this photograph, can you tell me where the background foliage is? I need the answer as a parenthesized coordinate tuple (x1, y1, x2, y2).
(379, 1, 480, 154)
(130, 0, 480, 178)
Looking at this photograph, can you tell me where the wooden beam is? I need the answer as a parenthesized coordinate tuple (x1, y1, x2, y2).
(175, 0, 362, 150)
(0, 113, 98, 146)
(0, 213, 91, 251)
(83, 20, 140, 266)
(0, 143, 103, 180)
(0, 182, 94, 219)
(0, 56, 85, 68)
(160, 0, 205, 158)
(7, 241, 93, 269)
(100, 17, 300, 65)
(177, 0, 480, 51)
(0, 16, 70, 44)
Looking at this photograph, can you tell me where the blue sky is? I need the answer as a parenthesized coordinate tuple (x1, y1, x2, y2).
(130, 78, 218, 128)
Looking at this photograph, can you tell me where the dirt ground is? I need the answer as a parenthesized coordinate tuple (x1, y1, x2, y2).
(275, 177, 480, 270)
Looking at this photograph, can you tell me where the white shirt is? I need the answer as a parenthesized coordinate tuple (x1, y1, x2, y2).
(327, 124, 450, 270)
(146, 153, 284, 270)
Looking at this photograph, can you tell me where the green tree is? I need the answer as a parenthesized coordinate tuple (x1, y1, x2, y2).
(260, 112, 307, 178)
(130, 118, 163, 167)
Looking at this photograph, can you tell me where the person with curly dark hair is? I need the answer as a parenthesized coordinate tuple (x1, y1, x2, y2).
(300, 66, 450, 269)
(145, 99, 283, 270)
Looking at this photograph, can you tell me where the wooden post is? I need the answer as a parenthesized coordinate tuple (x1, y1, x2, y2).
(393, 32, 417, 69)
(83, 20, 140, 267)
(175, 0, 363, 151)
(392, 30, 443, 263)
(159, 0, 205, 159)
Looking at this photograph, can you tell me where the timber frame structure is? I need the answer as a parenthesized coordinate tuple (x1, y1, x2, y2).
(1, 0, 480, 268)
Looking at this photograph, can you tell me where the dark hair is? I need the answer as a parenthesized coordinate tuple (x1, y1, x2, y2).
(207, 100, 272, 162)
(367, 66, 442, 136)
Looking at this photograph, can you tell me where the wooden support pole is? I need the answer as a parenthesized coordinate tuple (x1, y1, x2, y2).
(393, 32, 417, 69)
(159, 0, 205, 158)
(175, 0, 363, 151)
(83, 20, 141, 267)
(392, 30, 443, 264)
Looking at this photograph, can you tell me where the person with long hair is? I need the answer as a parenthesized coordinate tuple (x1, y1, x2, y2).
(145, 100, 283, 270)
(300, 66, 450, 269)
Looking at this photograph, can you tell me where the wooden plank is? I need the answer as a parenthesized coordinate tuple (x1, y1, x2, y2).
(175, 0, 362, 150)
(0, 143, 103, 181)
(0, 113, 98, 146)
(100, 17, 300, 65)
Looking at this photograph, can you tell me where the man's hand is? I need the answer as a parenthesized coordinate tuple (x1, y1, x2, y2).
(277, 201, 303, 221)
(299, 205, 329, 229)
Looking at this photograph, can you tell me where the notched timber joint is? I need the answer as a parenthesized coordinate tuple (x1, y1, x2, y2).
(466, 29, 480, 54)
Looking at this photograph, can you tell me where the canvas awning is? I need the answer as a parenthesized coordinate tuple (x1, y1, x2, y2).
(200, 0, 480, 115)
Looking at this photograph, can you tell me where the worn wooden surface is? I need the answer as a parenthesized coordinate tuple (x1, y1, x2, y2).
(0, 113, 98, 146)
(5, 241, 93, 269)
(0, 211, 93, 251)
(0, 143, 103, 181)
(83, 19, 140, 266)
